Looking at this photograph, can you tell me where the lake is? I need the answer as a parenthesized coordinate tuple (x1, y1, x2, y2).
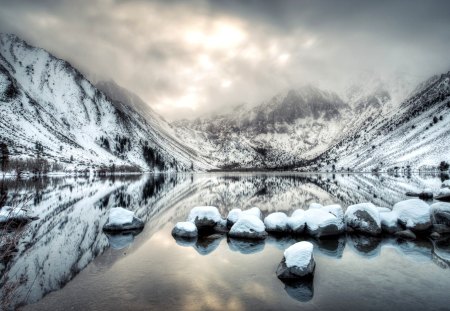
(1, 173, 449, 311)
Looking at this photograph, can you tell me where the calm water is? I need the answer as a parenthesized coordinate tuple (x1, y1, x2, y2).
(1, 173, 449, 311)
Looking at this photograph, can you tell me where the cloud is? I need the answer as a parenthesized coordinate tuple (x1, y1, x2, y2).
(1, 0, 450, 120)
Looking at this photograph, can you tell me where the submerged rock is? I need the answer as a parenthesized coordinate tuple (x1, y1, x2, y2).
(304, 209, 343, 237)
(345, 203, 381, 235)
(277, 241, 315, 279)
(395, 229, 417, 240)
(103, 207, 144, 232)
(392, 199, 431, 231)
(264, 212, 290, 233)
(172, 222, 198, 238)
(187, 206, 222, 229)
(228, 215, 267, 239)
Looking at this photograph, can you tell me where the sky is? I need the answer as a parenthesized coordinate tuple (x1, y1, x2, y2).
(1, 0, 450, 120)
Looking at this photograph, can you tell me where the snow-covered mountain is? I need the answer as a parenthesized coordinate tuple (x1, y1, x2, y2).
(312, 72, 450, 172)
(174, 69, 450, 172)
(174, 86, 353, 168)
(0, 34, 213, 172)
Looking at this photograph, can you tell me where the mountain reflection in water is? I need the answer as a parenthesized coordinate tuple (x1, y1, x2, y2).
(0, 172, 449, 310)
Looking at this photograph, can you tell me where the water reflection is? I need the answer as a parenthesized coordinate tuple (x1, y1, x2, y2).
(0, 172, 449, 310)
(281, 278, 314, 303)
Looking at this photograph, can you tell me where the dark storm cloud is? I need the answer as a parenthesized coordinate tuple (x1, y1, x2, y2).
(0, 0, 449, 120)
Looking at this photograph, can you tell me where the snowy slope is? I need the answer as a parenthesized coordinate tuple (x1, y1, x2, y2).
(0, 33, 213, 172)
(313, 72, 450, 171)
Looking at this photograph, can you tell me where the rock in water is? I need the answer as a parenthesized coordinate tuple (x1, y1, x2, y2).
(103, 207, 144, 231)
(277, 241, 315, 279)
(431, 202, 450, 226)
(392, 199, 431, 231)
(226, 207, 262, 227)
(345, 203, 381, 235)
(228, 215, 267, 239)
(380, 211, 402, 233)
(304, 209, 344, 237)
(264, 212, 290, 233)
(172, 222, 198, 238)
(288, 209, 306, 234)
(395, 229, 417, 240)
(187, 206, 222, 229)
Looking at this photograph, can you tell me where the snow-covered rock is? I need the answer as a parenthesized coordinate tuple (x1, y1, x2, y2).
(172, 222, 198, 238)
(228, 215, 267, 239)
(0, 206, 30, 224)
(187, 206, 222, 229)
(430, 202, 450, 226)
(443, 180, 450, 188)
(392, 199, 431, 231)
(103, 207, 144, 231)
(304, 209, 344, 237)
(288, 209, 306, 234)
(226, 207, 262, 226)
(322, 204, 344, 224)
(380, 211, 401, 233)
(344, 203, 381, 235)
(264, 212, 290, 233)
(276, 241, 315, 279)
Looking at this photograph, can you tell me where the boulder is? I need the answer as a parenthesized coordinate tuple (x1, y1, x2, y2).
(264, 212, 290, 233)
(430, 202, 450, 226)
(344, 203, 381, 235)
(213, 218, 229, 233)
(304, 209, 344, 237)
(187, 206, 222, 229)
(395, 229, 417, 240)
(103, 207, 144, 231)
(430, 232, 441, 240)
(322, 204, 344, 223)
(379, 211, 402, 233)
(276, 241, 315, 279)
(228, 215, 267, 239)
(172, 222, 198, 238)
(288, 209, 306, 234)
(392, 199, 431, 231)
(226, 207, 262, 227)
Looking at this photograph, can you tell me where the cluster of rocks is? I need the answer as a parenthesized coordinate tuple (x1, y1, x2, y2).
(173, 200, 450, 242)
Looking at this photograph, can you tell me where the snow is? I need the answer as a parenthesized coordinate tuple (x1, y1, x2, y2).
(443, 180, 450, 187)
(304, 209, 342, 231)
(264, 212, 289, 231)
(0, 206, 28, 222)
(322, 204, 344, 220)
(106, 207, 134, 226)
(227, 207, 261, 224)
(229, 215, 266, 235)
(288, 209, 306, 231)
(377, 207, 392, 213)
(308, 203, 323, 209)
(284, 241, 314, 268)
(174, 221, 197, 232)
(227, 208, 242, 224)
(392, 199, 431, 229)
(345, 202, 381, 228)
(438, 188, 450, 196)
(380, 211, 399, 228)
(187, 206, 222, 223)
